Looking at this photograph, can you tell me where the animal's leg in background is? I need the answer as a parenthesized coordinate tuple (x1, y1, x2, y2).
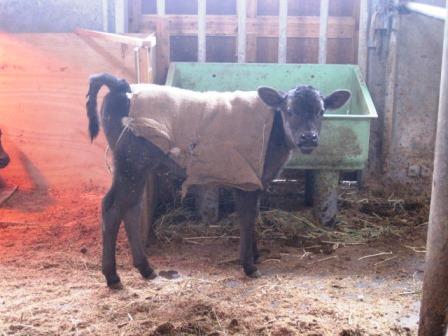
(122, 175, 157, 280)
(252, 205, 260, 263)
(101, 186, 123, 288)
(312, 170, 339, 227)
(234, 189, 261, 278)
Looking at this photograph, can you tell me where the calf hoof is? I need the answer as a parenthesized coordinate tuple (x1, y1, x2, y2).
(137, 263, 157, 280)
(323, 218, 339, 229)
(247, 269, 262, 278)
(106, 274, 122, 289)
(244, 265, 261, 278)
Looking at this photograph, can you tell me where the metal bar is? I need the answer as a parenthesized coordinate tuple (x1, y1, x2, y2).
(404, 2, 446, 21)
(198, 0, 207, 62)
(418, 3, 448, 335)
(318, 0, 329, 64)
(358, 0, 369, 77)
(278, 0, 288, 63)
(237, 0, 247, 63)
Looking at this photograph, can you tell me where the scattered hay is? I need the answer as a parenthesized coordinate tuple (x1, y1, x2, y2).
(152, 188, 429, 252)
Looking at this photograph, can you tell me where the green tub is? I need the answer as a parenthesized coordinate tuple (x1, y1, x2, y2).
(166, 62, 377, 171)
(165, 62, 377, 225)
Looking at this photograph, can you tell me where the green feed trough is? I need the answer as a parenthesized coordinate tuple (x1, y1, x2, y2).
(166, 62, 377, 171)
(166, 62, 377, 225)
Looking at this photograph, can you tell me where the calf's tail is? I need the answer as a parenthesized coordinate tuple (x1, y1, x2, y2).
(86, 73, 131, 142)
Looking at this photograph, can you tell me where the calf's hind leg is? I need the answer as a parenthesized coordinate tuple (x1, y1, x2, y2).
(102, 163, 157, 287)
(123, 200, 157, 279)
(102, 185, 123, 288)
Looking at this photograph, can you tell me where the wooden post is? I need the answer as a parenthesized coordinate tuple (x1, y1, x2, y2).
(129, 0, 142, 33)
(156, 0, 169, 83)
(115, 0, 129, 33)
(278, 0, 288, 63)
(382, 13, 400, 172)
(102, 0, 109, 32)
(198, 0, 207, 62)
(246, 0, 258, 62)
(318, 0, 329, 64)
(418, 3, 448, 335)
(358, 0, 369, 77)
(237, 0, 247, 63)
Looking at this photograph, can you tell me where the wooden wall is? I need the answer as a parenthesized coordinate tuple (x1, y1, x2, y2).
(129, 0, 360, 83)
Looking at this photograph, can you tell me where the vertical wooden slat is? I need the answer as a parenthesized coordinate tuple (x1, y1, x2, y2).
(357, 0, 368, 76)
(129, 0, 142, 33)
(198, 0, 207, 62)
(237, 0, 247, 63)
(115, 0, 129, 33)
(157, 0, 165, 15)
(318, 0, 329, 64)
(156, 0, 169, 83)
(246, 0, 258, 62)
(278, 0, 288, 63)
(102, 0, 109, 32)
(382, 14, 400, 172)
(134, 47, 141, 82)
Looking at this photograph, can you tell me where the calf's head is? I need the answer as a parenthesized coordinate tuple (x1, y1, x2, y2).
(0, 129, 10, 169)
(258, 85, 351, 154)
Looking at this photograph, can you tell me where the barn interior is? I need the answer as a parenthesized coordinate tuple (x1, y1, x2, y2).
(0, 1, 446, 335)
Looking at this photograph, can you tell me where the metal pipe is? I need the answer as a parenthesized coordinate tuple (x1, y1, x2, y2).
(418, 2, 448, 335)
(403, 1, 446, 21)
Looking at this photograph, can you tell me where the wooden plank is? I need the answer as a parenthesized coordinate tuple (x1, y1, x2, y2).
(287, 38, 319, 63)
(278, 0, 287, 63)
(115, 0, 129, 33)
(237, 0, 247, 63)
(0, 33, 137, 189)
(246, 0, 257, 62)
(137, 47, 153, 83)
(198, 0, 207, 62)
(157, 0, 165, 15)
(140, 15, 356, 39)
(102, 0, 109, 32)
(357, 0, 368, 76)
(156, 0, 170, 83)
(75, 28, 156, 48)
(129, 0, 143, 32)
(318, 0, 329, 64)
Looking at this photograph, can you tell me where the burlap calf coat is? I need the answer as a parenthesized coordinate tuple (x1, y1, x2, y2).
(123, 84, 275, 195)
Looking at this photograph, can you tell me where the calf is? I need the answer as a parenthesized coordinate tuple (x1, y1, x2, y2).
(0, 129, 10, 169)
(86, 73, 350, 288)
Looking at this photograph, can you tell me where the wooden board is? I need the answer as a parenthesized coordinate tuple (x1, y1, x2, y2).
(0, 33, 137, 190)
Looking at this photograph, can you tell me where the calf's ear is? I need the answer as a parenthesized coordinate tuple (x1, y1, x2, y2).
(324, 90, 351, 110)
(257, 87, 285, 107)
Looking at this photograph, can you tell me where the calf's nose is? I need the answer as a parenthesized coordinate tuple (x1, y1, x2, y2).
(300, 131, 319, 143)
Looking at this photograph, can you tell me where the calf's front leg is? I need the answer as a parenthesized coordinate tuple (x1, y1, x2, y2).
(234, 189, 261, 278)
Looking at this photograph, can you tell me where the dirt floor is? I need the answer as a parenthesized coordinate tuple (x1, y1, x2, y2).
(0, 182, 428, 336)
